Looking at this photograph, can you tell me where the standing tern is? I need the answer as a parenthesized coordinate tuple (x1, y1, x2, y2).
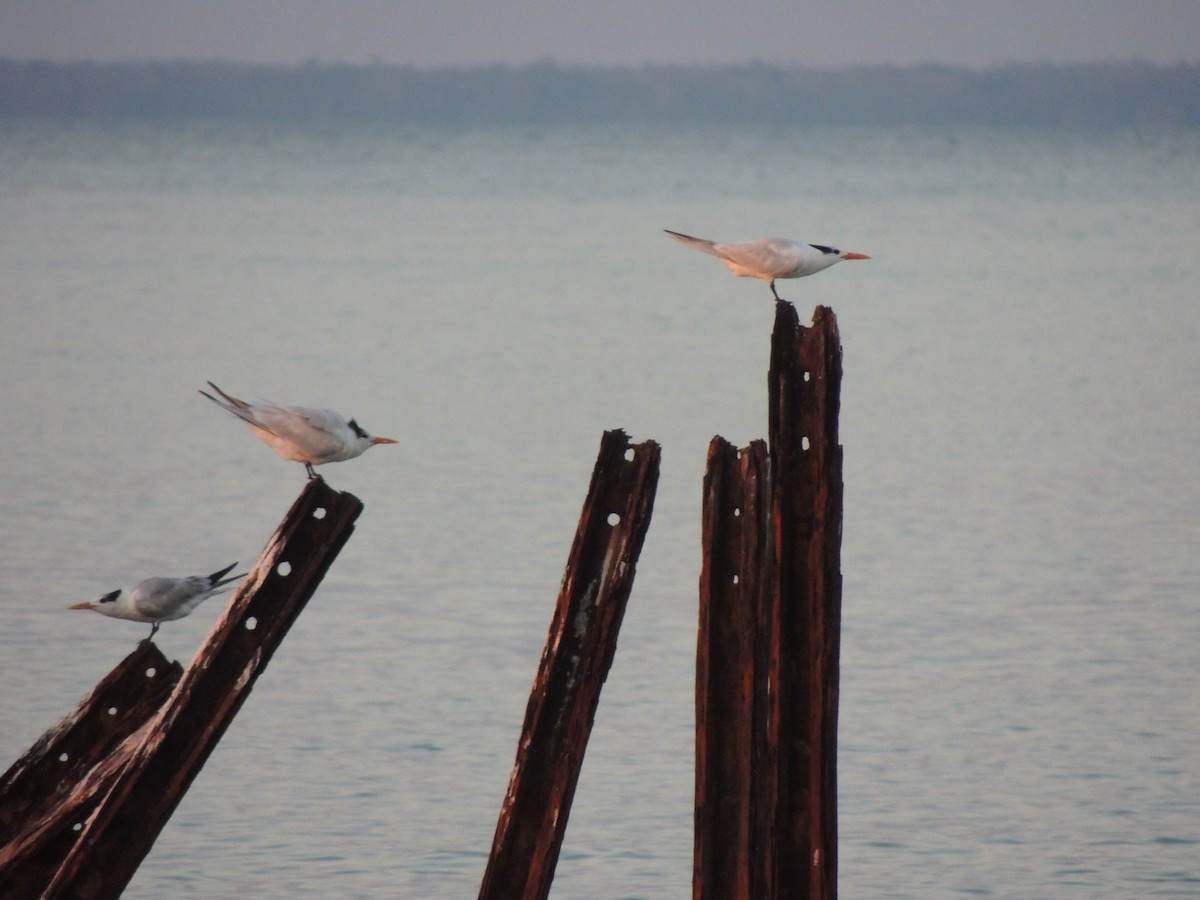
(200, 382, 397, 479)
(665, 229, 870, 301)
(69, 562, 246, 638)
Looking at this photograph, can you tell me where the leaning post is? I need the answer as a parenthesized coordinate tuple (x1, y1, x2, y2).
(479, 429, 661, 900)
(0, 478, 363, 900)
(0, 642, 183, 889)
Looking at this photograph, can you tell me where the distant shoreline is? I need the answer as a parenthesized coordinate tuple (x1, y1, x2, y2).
(2, 59, 1197, 128)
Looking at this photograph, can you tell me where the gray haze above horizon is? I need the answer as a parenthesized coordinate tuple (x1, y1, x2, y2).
(4, 0, 1200, 69)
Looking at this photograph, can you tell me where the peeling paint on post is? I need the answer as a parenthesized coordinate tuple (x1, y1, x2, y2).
(479, 429, 661, 900)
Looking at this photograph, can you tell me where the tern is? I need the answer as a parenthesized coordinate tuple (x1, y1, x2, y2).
(665, 229, 870, 301)
(69, 562, 246, 638)
(200, 382, 398, 479)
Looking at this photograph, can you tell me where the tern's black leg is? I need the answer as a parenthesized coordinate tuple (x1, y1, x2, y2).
(770, 280, 783, 302)
(149, 621, 160, 639)
(305, 463, 317, 479)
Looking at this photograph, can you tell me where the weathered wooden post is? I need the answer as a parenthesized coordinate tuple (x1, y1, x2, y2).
(696, 302, 844, 900)
(479, 429, 661, 900)
(0, 478, 363, 899)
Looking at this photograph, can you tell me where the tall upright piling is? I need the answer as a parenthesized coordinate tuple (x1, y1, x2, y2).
(768, 302, 843, 898)
(696, 438, 770, 900)
(0, 478, 363, 899)
(479, 429, 661, 900)
(696, 303, 844, 900)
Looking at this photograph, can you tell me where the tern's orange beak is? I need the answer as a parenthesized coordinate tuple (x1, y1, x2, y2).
(371, 437, 398, 445)
(68, 601, 93, 610)
(843, 252, 871, 260)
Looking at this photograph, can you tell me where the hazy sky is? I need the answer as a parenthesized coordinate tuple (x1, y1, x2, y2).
(5, 0, 1200, 69)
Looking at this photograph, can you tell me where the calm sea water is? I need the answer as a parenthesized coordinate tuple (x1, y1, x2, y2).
(1, 120, 1198, 898)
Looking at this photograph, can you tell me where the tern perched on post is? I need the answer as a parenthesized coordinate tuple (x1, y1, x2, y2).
(665, 229, 870, 301)
(200, 382, 397, 479)
(69, 562, 246, 638)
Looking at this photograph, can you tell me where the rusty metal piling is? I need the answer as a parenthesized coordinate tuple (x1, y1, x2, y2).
(479, 429, 661, 900)
(696, 303, 844, 900)
(0, 478, 363, 899)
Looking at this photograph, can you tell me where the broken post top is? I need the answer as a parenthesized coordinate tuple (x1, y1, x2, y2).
(769, 302, 842, 463)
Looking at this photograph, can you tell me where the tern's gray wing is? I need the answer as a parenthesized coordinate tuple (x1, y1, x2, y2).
(129, 576, 210, 620)
(712, 238, 802, 276)
(259, 405, 349, 458)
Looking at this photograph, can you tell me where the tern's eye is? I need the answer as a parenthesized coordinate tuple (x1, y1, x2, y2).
(101, 589, 121, 604)
(347, 418, 369, 439)
(809, 244, 839, 256)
